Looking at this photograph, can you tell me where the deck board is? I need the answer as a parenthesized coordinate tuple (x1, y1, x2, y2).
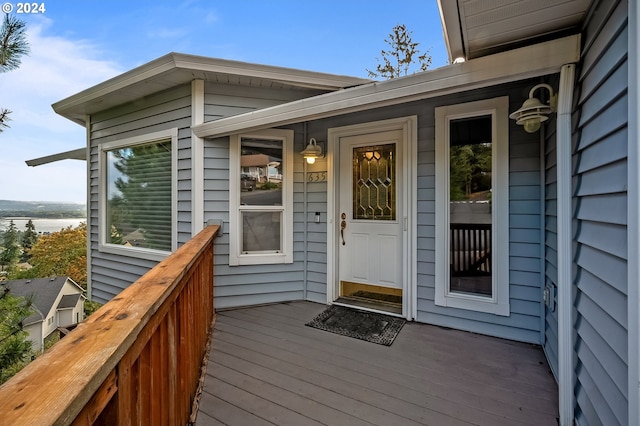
(196, 301, 558, 425)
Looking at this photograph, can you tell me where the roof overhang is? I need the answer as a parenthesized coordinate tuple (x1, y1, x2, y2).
(193, 34, 580, 139)
(438, 0, 590, 62)
(25, 147, 86, 166)
(53, 53, 371, 126)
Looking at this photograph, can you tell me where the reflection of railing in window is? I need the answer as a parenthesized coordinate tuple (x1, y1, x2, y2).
(450, 223, 491, 276)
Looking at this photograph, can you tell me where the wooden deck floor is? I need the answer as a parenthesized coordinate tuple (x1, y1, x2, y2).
(195, 301, 558, 426)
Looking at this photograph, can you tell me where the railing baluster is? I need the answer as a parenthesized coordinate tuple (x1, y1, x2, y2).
(0, 225, 219, 426)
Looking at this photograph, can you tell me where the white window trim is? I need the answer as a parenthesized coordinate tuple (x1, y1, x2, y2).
(435, 97, 510, 316)
(98, 128, 178, 262)
(229, 129, 294, 266)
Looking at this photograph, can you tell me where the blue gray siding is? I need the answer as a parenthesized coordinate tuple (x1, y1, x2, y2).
(204, 128, 307, 310)
(88, 84, 193, 303)
(414, 85, 544, 344)
(572, 0, 629, 424)
(89, 82, 324, 304)
(223, 83, 545, 343)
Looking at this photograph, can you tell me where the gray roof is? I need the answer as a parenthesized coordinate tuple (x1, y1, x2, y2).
(57, 293, 81, 309)
(2, 277, 82, 325)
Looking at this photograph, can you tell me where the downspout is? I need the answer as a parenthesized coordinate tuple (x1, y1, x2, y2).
(556, 63, 576, 426)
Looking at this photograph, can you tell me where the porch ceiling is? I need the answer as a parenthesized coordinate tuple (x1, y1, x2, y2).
(438, 0, 591, 61)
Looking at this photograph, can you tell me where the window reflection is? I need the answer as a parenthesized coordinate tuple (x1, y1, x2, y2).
(239, 137, 283, 206)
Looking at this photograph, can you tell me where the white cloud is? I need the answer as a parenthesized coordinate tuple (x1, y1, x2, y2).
(0, 16, 123, 203)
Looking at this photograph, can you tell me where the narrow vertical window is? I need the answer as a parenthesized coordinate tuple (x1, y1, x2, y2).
(229, 129, 293, 265)
(435, 97, 509, 316)
(449, 116, 493, 297)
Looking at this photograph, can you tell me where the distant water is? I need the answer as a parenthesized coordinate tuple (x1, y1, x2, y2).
(0, 218, 86, 234)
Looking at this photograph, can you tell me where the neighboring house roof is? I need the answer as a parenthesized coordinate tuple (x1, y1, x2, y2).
(437, 0, 590, 61)
(57, 294, 82, 309)
(2, 277, 84, 325)
(241, 154, 271, 168)
(52, 53, 371, 126)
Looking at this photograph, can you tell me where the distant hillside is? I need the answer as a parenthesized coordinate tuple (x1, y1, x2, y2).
(0, 200, 86, 218)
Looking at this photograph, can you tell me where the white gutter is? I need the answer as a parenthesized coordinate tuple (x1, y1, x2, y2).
(628, 0, 640, 424)
(557, 63, 576, 426)
(193, 35, 580, 139)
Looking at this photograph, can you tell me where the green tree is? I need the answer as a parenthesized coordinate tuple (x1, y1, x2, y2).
(450, 143, 492, 201)
(0, 220, 20, 272)
(0, 13, 30, 133)
(20, 220, 38, 262)
(19, 223, 87, 288)
(367, 24, 432, 79)
(0, 288, 33, 384)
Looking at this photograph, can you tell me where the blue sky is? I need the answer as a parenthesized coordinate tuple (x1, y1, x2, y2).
(0, 0, 448, 203)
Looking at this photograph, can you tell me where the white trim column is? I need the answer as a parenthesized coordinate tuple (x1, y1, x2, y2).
(85, 114, 92, 301)
(628, 0, 640, 424)
(191, 80, 205, 235)
(557, 63, 575, 426)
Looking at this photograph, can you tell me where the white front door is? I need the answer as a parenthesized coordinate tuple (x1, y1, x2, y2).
(337, 130, 404, 301)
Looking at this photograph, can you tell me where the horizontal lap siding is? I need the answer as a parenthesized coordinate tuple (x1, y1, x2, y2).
(573, 0, 629, 424)
(205, 127, 306, 310)
(293, 84, 545, 343)
(89, 85, 193, 303)
(417, 85, 544, 344)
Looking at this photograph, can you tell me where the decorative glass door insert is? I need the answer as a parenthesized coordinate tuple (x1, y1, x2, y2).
(352, 143, 396, 221)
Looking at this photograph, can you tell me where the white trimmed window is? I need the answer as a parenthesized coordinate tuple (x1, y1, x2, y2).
(229, 129, 293, 266)
(435, 97, 510, 316)
(99, 128, 178, 261)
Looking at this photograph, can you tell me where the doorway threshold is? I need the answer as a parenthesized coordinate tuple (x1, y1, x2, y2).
(335, 296, 402, 316)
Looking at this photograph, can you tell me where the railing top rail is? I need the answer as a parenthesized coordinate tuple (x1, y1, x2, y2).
(0, 225, 219, 426)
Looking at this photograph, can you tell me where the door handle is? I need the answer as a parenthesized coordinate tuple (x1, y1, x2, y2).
(340, 213, 346, 245)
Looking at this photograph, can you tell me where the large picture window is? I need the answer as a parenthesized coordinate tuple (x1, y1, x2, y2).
(100, 129, 177, 260)
(229, 129, 293, 265)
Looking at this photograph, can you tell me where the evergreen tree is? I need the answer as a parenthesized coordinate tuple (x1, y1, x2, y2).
(367, 24, 432, 79)
(0, 13, 30, 133)
(20, 220, 38, 262)
(0, 220, 20, 271)
(0, 287, 33, 384)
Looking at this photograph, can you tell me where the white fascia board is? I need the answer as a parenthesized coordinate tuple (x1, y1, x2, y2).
(193, 34, 581, 139)
(25, 147, 86, 166)
(437, 0, 465, 62)
(52, 53, 371, 126)
(171, 53, 371, 90)
(52, 54, 177, 118)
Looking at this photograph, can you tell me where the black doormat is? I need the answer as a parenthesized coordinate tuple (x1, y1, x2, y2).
(305, 305, 405, 346)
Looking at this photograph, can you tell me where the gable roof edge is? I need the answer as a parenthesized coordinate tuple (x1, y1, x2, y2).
(52, 52, 371, 126)
(193, 34, 581, 139)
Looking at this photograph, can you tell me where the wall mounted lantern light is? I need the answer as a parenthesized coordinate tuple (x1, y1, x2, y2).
(301, 138, 324, 164)
(509, 83, 558, 133)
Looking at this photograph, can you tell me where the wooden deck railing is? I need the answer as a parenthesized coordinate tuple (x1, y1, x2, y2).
(450, 222, 491, 275)
(0, 225, 219, 425)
